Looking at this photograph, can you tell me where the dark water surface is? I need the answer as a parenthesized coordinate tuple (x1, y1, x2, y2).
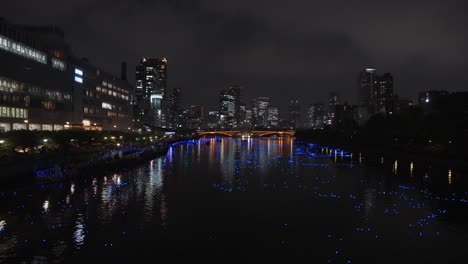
(1, 138, 468, 263)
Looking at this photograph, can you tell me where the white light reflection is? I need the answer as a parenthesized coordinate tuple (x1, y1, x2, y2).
(448, 169, 452, 185)
(393, 160, 398, 175)
(70, 184, 75, 195)
(410, 162, 414, 177)
(0, 220, 6, 232)
(73, 214, 85, 249)
(43, 200, 49, 212)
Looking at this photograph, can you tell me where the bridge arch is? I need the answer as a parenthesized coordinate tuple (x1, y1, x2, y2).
(252, 131, 295, 137)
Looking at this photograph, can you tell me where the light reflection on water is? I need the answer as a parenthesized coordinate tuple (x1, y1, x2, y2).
(0, 138, 467, 262)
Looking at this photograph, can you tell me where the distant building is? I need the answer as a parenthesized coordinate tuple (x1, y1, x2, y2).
(376, 73, 394, 114)
(358, 68, 394, 116)
(333, 103, 358, 128)
(219, 89, 235, 129)
(252, 97, 270, 128)
(418, 90, 449, 113)
(207, 110, 220, 129)
(307, 103, 325, 129)
(394, 97, 414, 113)
(358, 68, 378, 114)
(219, 85, 242, 129)
(186, 105, 203, 129)
(288, 100, 301, 128)
(135, 57, 168, 128)
(267, 106, 279, 128)
(168, 88, 182, 128)
(328, 92, 341, 125)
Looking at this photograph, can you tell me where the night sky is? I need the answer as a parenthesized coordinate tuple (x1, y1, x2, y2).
(2, 0, 467, 112)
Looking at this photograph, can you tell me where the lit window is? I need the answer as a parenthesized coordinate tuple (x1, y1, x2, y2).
(75, 68, 83, 76)
(102, 102, 112, 109)
(74, 76, 83, 83)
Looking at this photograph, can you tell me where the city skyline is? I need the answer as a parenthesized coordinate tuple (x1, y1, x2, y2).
(1, 0, 466, 111)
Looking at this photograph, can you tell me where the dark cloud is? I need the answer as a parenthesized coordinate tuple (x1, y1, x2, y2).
(2, 0, 467, 113)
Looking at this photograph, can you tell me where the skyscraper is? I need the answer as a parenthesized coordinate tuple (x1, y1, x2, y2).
(288, 100, 301, 128)
(219, 89, 235, 128)
(376, 73, 394, 114)
(307, 103, 325, 129)
(328, 92, 341, 125)
(252, 97, 270, 128)
(169, 88, 182, 128)
(219, 85, 242, 129)
(186, 105, 203, 129)
(267, 106, 279, 128)
(228, 85, 242, 127)
(358, 68, 378, 113)
(358, 69, 394, 116)
(135, 57, 168, 128)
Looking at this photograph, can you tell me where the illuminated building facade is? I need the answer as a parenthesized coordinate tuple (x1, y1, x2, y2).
(218, 85, 242, 129)
(307, 103, 325, 129)
(71, 58, 132, 131)
(359, 68, 394, 116)
(252, 97, 270, 128)
(376, 73, 394, 114)
(168, 88, 182, 128)
(328, 92, 341, 125)
(267, 106, 279, 128)
(219, 89, 235, 128)
(0, 19, 73, 132)
(288, 100, 301, 128)
(135, 57, 168, 128)
(0, 18, 133, 132)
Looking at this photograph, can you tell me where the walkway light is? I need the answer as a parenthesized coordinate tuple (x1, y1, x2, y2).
(0, 140, 4, 144)
(43, 139, 48, 143)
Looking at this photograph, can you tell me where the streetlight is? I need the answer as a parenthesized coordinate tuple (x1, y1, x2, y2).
(0, 140, 4, 144)
(43, 139, 48, 143)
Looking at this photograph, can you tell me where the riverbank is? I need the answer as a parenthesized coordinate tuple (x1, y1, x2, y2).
(0, 137, 195, 190)
(295, 136, 468, 171)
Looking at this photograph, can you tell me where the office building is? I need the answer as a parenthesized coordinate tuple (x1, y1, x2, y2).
(267, 106, 279, 128)
(288, 100, 301, 128)
(168, 87, 182, 128)
(0, 19, 132, 132)
(186, 105, 203, 129)
(252, 97, 270, 128)
(333, 103, 358, 127)
(71, 57, 132, 131)
(135, 57, 168, 128)
(359, 68, 394, 116)
(307, 103, 325, 129)
(328, 92, 341, 125)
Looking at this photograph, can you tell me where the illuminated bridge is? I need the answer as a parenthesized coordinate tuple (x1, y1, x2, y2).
(196, 130, 295, 138)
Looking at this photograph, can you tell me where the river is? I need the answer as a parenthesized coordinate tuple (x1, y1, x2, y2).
(1, 138, 467, 262)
